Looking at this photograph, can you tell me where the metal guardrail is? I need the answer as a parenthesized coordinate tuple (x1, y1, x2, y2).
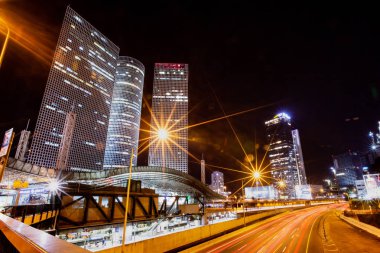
(2, 204, 60, 225)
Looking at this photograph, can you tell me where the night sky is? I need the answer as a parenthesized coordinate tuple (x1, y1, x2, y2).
(1, 1, 380, 192)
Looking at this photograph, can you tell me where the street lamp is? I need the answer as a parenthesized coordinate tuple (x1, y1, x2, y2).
(0, 18, 10, 68)
(47, 178, 63, 231)
(252, 171, 261, 180)
(157, 128, 169, 140)
(47, 179, 60, 194)
(252, 171, 261, 202)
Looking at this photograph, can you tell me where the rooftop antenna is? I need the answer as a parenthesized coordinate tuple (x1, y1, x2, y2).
(25, 119, 30, 131)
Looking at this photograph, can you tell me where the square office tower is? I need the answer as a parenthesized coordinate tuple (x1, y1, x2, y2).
(148, 63, 189, 173)
(28, 7, 119, 171)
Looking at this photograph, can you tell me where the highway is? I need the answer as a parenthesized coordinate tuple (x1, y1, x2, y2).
(193, 203, 380, 253)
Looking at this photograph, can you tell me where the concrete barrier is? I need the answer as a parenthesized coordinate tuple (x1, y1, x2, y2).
(97, 209, 288, 253)
(339, 213, 380, 239)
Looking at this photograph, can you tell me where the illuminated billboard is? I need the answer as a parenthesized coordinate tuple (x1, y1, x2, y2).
(295, 185, 312, 199)
(245, 186, 278, 200)
(0, 128, 13, 157)
(363, 174, 380, 199)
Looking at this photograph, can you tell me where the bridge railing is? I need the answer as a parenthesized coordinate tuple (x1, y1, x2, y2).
(0, 213, 88, 252)
(1, 203, 60, 226)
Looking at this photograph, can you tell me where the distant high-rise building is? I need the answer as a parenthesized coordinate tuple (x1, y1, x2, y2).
(210, 171, 224, 194)
(332, 151, 369, 189)
(103, 56, 145, 169)
(28, 7, 119, 171)
(148, 63, 188, 173)
(368, 122, 380, 164)
(265, 113, 307, 198)
(355, 180, 367, 199)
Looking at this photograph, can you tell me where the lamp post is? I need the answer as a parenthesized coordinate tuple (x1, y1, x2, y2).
(241, 179, 246, 226)
(47, 178, 61, 231)
(0, 18, 10, 68)
(121, 148, 134, 253)
(252, 171, 261, 204)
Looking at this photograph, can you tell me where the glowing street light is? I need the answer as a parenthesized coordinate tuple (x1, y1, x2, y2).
(251, 171, 261, 203)
(252, 171, 261, 180)
(157, 128, 169, 140)
(278, 180, 286, 189)
(47, 178, 62, 195)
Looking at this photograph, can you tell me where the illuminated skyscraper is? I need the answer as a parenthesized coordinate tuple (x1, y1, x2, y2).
(148, 63, 188, 173)
(265, 113, 307, 198)
(210, 171, 224, 194)
(28, 7, 119, 171)
(292, 129, 307, 185)
(332, 151, 369, 189)
(103, 56, 145, 168)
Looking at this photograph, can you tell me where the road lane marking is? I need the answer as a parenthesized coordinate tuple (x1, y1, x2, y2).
(206, 207, 324, 253)
(306, 215, 319, 253)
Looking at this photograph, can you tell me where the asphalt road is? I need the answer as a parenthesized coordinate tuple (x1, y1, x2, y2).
(194, 204, 380, 253)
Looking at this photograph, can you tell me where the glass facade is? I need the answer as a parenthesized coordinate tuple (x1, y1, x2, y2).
(265, 113, 307, 198)
(28, 7, 120, 171)
(103, 56, 145, 168)
(148, 63, 189, 173)
(210, 171, 224, 194)
(292, 129, 307, 185)
(333, 151, 368, 188)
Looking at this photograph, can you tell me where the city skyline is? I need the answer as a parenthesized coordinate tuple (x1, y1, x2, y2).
(2, 2, 380, 253)
(1, 1, 380, 190)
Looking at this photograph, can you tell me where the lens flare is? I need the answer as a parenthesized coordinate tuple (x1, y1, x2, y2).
(0, 5, 55, 66)
(157, 128, 169, 140)
(0, 18, 10, 68)
(253, 171, 261, 180)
